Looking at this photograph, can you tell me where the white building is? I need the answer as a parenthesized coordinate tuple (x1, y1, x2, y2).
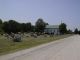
(44, 25, 60, 35)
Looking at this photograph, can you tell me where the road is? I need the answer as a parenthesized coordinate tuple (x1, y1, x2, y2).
(0, 35, 80, 60)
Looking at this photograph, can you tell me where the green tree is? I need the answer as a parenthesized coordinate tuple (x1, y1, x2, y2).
(21, 22, 32, 32)
(59, 23, 67, 34)
(21, 23, 26, 32)
(0, 19, 4, 34)
(31, 25, 35, 32)
(74, 28, 78, 34)
(26, 22, 32, 32)
(3, 21, 8, 33)
(3, 20, 20, 33)
(35, 18, 46, 33)
(67, 29, 73, 34)
(0, 19, 2, 24)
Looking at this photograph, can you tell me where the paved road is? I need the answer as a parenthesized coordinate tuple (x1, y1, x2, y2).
(0, 35, 80, 60)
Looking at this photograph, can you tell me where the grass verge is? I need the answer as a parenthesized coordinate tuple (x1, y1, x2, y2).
(0, 34, 72, 55)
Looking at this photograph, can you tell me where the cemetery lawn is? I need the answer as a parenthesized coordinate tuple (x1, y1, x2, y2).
(0, 34, 72, 55)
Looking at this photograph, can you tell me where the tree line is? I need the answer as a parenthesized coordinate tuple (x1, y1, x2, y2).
(0, 18, 48, 34)
(0, 18, 79, 34)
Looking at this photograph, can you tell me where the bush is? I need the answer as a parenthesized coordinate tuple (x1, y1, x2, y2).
(13, 34, 21, 42)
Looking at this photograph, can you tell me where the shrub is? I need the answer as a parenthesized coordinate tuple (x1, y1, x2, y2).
(13, 34, 21, 42)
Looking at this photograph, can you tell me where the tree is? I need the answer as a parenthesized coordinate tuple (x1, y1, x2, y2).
(21, 22, 32, 32)
(67, 29, 73, 34)
(26, 22, 32, 32)
(35, 18, 46, 33)
(20, 23, 26, 32)
(3, 21, 8, 33)
(0, 19, 4, 34)
(45, 23, 49, 25)
(59, 23, 67, 34)
(31, 25, 35, 32)
(74, 28, 78, 34)
(3, 20, 20, 33)
(78, 30, 80, 34)
(0, 19, 2, 24)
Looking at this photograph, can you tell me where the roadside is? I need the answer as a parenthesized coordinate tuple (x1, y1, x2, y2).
(0, 35, 77, 60)
(0, 34, 72, 55)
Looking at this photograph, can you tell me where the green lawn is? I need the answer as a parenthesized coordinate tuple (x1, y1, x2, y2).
(0, 34, 72, 55)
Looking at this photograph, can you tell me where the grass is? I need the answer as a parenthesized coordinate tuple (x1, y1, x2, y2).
(0, 34, 72, 55)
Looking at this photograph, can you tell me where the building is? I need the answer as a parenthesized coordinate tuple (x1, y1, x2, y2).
(44, 25, 60, 35)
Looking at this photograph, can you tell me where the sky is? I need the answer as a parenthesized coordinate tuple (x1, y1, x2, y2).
(0, 0, 80, 31)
